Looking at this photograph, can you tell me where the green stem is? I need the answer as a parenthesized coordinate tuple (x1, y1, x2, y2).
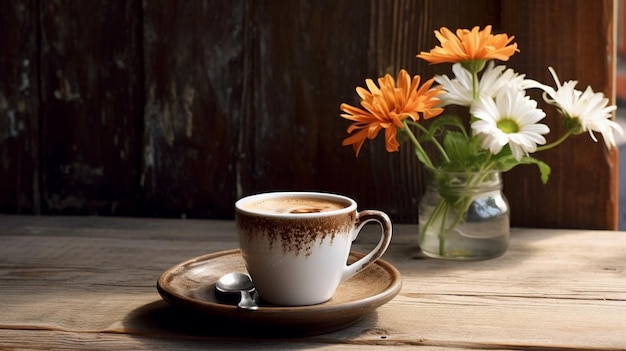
(420, 170, 496, 258)
(402, 120, 436, 171)
(420, 197, 446, 242)
(438, 202, 449, 257)
(408, 120, 450, 163)
(419, 196, 452, 257)
(472, 70, 479, 100)
(535, 130, 573, 152)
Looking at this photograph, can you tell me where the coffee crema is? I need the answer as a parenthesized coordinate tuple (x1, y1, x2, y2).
(242, 197, 348, 214)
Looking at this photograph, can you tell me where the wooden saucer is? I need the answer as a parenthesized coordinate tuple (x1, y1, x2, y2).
(157, 249, 402, 336)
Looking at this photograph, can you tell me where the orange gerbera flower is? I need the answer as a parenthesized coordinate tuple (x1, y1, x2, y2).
(340, 69, 444, 156)
(417, 25, 519, 65)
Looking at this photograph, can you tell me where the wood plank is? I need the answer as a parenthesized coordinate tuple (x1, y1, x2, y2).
(0, 330, 471, 351)
(239, 0, 374, 204)
(0, 0, 40, 214)
(501, 0, 618, 229)
(39, 0, 143, 215)
(0, 1, 619, 229)
(141, 1, 246, 219)
(1, 216, 624, 349)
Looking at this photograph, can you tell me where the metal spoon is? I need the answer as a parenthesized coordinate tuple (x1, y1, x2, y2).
(215, 272, 259, 310)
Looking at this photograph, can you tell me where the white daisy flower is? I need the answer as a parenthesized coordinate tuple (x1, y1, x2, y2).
(435, 61, 537, 107)
(471, 88, 550, 161)
(538, 67, 623, 149)
(434, 63, 474, 107)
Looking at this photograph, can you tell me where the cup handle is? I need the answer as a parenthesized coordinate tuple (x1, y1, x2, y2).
(340, 210, 392, 282)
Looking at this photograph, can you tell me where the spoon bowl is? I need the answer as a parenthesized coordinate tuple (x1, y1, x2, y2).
(215, 272, 258, 310)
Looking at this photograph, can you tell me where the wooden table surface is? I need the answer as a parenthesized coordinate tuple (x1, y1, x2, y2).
(1, 215, 625, 350)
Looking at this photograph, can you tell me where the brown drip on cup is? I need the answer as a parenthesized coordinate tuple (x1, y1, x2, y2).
(237, 211, 356, 257)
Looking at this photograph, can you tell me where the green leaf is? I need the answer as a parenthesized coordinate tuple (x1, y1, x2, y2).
(440, 132, 487, 171)
(419, 115, 467, 142)
(520, 156, 551, 184)
(414, 145, 433, 167)
(491, 149, 552, 184)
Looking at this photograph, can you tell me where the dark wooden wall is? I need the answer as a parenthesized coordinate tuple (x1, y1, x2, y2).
(0, 0, 618, 229)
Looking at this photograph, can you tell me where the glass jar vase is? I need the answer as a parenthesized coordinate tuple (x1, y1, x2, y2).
(418, 170, 509, 260)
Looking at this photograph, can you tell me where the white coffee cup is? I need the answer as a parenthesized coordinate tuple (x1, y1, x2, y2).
(235, 191, 392, 306)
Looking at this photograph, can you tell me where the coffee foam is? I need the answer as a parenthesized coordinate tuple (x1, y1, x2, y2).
(243, 197, 347, 214)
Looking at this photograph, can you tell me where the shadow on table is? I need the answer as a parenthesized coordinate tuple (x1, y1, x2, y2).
(389, 234, 533, 272)
(123, 299, 378, 342)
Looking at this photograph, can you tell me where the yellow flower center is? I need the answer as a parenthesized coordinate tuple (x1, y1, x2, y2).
(496, 118, 519, 134)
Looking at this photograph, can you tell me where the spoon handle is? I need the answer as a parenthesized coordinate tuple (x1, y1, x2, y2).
(238, 290, 259, 310)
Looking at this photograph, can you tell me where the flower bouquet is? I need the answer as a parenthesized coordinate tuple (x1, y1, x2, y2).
(339, 26, 622, 260)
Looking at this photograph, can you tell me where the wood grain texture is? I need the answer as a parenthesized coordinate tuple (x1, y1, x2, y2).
(142, 0, 246, 218)
(39, 0, 143, 215)
(1, 215, 625, 350)
(501, 0, 619, 229)
(0, 1, 619, 229)
(0, 0, 40, 214)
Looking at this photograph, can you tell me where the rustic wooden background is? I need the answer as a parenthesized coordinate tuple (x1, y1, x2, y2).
(0, 0, 618, 229)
